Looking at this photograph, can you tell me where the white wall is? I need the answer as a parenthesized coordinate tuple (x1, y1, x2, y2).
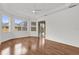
(1, 31, 29, 42)
(0, 14, 2, 42)
(38, 5, 79, 47)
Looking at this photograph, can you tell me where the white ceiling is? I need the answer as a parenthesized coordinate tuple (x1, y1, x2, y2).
(0, 3, 66, 19)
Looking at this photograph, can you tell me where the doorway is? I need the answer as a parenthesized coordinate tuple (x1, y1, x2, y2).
(38, 21, 46, 48)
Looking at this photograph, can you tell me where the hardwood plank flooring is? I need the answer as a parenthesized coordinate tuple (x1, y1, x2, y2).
(0, 36, 79, 55)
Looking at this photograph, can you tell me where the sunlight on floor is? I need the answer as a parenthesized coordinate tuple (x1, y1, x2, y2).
(1, 47, 10, 55)
(31, 43, 37, 50)
(14, 43, 28, 55)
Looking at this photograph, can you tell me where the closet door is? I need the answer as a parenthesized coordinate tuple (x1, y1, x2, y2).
(38, 21, 46, 48)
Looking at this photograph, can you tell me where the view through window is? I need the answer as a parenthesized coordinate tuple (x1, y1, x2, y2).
(2, 16, 27, 32)
(14, 18, 27, 31)
(2, 16, 9, 32)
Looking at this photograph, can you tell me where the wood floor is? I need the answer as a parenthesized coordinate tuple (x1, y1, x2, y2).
(0, 36, 79, 55)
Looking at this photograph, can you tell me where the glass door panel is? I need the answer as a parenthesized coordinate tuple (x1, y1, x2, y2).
(38, 21, 46, 48)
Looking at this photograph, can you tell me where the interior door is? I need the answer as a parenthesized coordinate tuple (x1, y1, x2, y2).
(38, 21, 46, 48)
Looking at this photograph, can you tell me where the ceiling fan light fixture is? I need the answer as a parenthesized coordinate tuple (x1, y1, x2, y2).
(32, 10, 36, 14)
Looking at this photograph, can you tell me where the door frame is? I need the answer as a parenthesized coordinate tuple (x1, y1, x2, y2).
(38, 21, 46, 48)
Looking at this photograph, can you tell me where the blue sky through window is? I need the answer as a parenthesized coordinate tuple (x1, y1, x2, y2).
(14, 18, 23, 24)
(2, 16, 9, 24)
(2, 16, 23, 24)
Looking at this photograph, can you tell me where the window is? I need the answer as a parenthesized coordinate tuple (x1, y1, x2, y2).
(31, 22, 36, 31)
(21, 21, 27, 31)
(2, 16, 9, 32)
(14, 18, 22, 31)
(14, 18, 27, 31)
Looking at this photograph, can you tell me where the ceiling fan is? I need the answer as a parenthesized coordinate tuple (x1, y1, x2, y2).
(32, 9, 42, 14)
